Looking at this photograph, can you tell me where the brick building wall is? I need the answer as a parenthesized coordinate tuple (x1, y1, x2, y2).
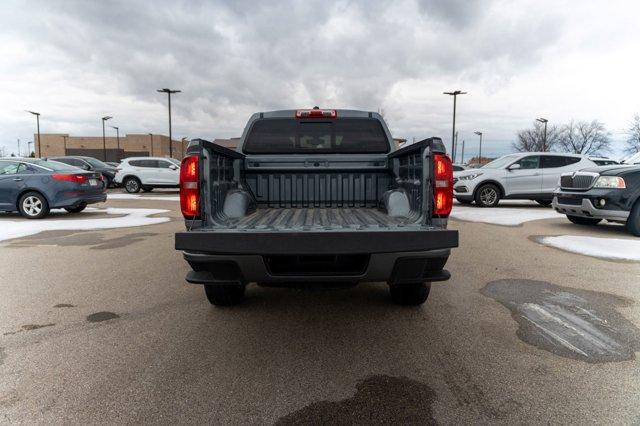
(36, 133, 188, 161)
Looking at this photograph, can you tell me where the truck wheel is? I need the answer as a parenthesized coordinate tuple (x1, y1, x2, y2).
(536, 199, 552, 206)
(124, 177, 141, 193)
(567, 215, 602, 226)
(474, 184, 501, 207)
(18, 192, 50, 219)
(204, 284, 245, 306)
(626, 201, 640, 237)
(389, 282, 431, 306)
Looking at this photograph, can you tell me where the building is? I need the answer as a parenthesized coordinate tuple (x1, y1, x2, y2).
(35, 133, 189, 161)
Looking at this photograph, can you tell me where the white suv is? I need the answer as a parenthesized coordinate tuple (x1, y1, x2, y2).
(453, 152, 596, 207)
(114, 157, 180, 193)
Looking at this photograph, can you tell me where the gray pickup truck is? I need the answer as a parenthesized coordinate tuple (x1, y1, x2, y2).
(175, 108, 458, 306)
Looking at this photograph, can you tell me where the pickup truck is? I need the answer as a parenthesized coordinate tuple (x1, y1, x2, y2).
(175, 108, 458, 306)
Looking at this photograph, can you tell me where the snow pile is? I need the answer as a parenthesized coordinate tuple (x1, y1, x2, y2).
(450, 205, 561, 226)
(108, 194, 179, 201)
(0, 207, 170, 242)
(538, 235, 640, 261)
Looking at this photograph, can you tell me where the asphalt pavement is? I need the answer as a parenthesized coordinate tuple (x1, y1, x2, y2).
(1, 193, 639, 424)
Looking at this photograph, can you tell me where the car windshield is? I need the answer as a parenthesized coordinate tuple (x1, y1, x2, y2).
(481, 154, 520, 169)
(82, 157, 110, 168)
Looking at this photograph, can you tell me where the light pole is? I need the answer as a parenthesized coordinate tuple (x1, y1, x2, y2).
(101, 116, 112, 161)
(148, 133, 154, 156)
(62, 136, 68, 154)
(110, 126, 120, 160)
(17, 139, 21, 157)
(474, 131, 483, 166)
(536, 118, 548, 151)
(27, 141, 33, 157)
(444, 90, 467, 161)
(461, 139, 465, 165)
(26, 111, 41, 157)
(157, 88, 181, 158)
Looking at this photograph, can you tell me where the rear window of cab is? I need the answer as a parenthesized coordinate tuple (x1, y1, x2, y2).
(243, 118, 390, 154)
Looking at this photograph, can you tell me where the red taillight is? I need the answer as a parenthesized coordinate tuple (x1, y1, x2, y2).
(433, 154, 453, 217)
(180, 155, 200, 218)
(295, 109, 337, 118)
(52, 174, 88, 184)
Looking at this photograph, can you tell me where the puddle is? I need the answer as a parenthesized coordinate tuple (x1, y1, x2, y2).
(9, 231, 157, 250)
(482, 279, 640, 363)
(86, 312, 120, 322)
(54, 303, 76, 308)
(276, 375, 436, 425)
(3, 323, 56, 335)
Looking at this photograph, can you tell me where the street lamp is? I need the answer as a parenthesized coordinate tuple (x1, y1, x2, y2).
(536, 118, 548, 151)
(26, 111, 41, 157)
(148, 133, 154, 156)
(101, 116, 112, 161)
(461, 139, 465, 165)
(474, 131, 483, 166)
(157, 88, 181, 158)
(110, 126, 120, 160)
(443, 90, 467, 161)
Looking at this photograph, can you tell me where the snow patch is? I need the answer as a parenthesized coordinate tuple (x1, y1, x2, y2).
(450, 205, 561, 226)
(0, 207, 170, 242)
(538, 235, 640, 261)
(108, 194, 179, 201)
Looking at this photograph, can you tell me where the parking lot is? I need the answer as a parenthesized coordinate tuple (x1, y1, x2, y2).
(1, 191, 639, 424)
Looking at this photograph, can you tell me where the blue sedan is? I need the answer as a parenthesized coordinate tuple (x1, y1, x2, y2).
(0, 158, 107, 219)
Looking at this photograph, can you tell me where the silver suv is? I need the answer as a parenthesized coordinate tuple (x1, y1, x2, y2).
(453, 152, 596, 207)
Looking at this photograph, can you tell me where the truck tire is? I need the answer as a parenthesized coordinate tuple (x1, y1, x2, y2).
(626, 200, 640, 237)
(474, 184, 501, 207)
(204, 284, 245, 306)
(536, 199, 552, 206)
(567, 215, 602, 226)
(389, 282, 431, 306)
(124, 177, 141, 193)
(18, 191, 50, 219)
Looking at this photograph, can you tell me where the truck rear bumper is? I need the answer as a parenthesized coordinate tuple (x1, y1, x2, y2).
(182, 249, 452, 285)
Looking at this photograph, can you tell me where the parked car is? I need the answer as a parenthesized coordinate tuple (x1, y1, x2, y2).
(453, 152, 596, 207)
(552, 164, 640, 236)
(589, 157, 619, 166)
(114, 157, 180, 193)
(0, 158, 106, 219)
(622, 152, 640, 165)
(175, 108, 458, 306)
(105, 161, 120, 167)
(49, 156, 118, 188)
(452, 164, 467, 172)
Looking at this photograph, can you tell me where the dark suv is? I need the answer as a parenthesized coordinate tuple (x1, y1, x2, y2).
(49, 156, 118, 188)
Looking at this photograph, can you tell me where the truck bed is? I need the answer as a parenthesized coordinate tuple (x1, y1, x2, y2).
(230, 207, 415, 231)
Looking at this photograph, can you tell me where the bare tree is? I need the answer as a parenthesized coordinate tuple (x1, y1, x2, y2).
(513, 121, 559, 152)
(557, 120, 612, 155)
(625, 114, 640, 155)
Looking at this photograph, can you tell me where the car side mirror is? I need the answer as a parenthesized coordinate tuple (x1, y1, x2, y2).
(508, 163, 521, 171)
(169, 165, 178, 170)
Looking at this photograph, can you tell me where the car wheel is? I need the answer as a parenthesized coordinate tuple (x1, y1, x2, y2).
(474, 184, 501, 207)
(204, 284, 246, 306)
(64, 203, 87, 214)
(456, 198, 473, 205)
(18, 192, 50, 219)
(124, 177, 141, 193)
(389, 282, 431, 306)
(536, 199, 552, 206)
(626, 200, 640, 237)
(142, 187, 153, 192)
(566, 215, 602, 226)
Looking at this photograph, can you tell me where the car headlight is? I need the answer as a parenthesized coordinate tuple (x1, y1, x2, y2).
(594, 176, 626, 189)
(458, 173, 483, 181)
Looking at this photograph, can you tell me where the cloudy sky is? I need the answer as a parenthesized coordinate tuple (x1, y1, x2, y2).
(1, 0, 639, 158)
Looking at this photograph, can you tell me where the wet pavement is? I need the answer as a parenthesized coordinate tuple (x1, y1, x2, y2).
(0, 193, 639, 424)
